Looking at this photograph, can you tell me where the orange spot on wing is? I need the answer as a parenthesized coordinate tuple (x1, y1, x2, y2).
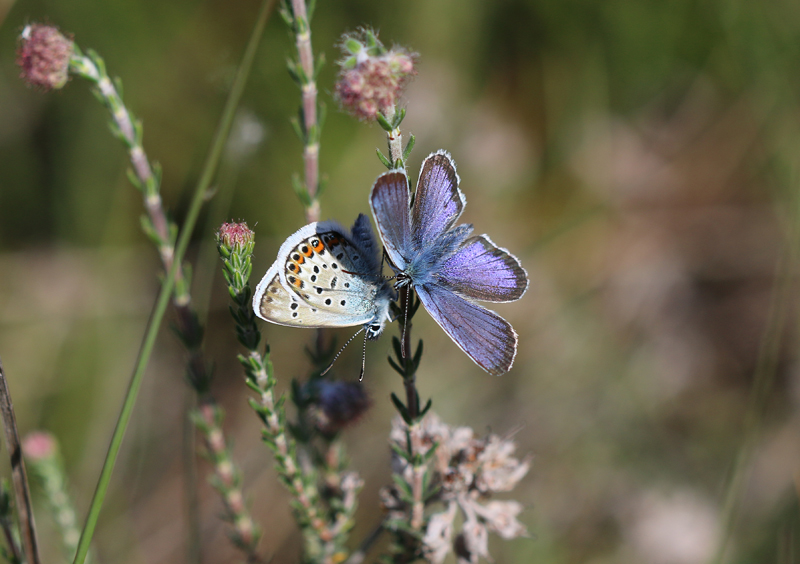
(296, 255, 305, 264)
(301, 245, 313, 257)
(312, 239, 324, 252)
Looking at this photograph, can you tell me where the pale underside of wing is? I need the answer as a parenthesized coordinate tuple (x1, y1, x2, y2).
(254, 224, 388, 328)
(416, 283, 518, 376)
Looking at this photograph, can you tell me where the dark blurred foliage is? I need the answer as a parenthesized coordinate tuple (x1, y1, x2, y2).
(1, 0, 800, 563)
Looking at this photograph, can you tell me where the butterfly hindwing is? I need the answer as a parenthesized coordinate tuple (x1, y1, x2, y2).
(415, 283, 518, 376)
(253, 219, 388, 328)
(412, 151, 466, 245)
(437, 235, 528, 302)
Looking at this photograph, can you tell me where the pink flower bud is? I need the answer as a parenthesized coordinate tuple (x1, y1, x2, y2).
(335, 31, 417, 122)
(16, 24, 74, 91)
(218, 222, 254, 249)
(22, 431, 57, 461)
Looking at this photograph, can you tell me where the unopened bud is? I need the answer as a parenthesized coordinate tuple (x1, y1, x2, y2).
(218, 222, 254, 250)
(22, 431, 58, 461)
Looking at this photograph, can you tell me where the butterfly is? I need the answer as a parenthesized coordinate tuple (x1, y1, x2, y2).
(369, 150, 529, 376)
(252, 214, 395, 341)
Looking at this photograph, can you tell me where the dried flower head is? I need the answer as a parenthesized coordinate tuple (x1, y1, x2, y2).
(334, 29, 416, 121)
(310, 380, 371, 433)
(16, 24, 74, 90)
(388, 413, 530, 564)
(217, 222, 254, 250)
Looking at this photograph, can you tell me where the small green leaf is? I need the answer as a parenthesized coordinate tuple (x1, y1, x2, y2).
(314, 52, 325, 80)
(113, 76, 124, 99)
(419, 397, 433, 418)
(392, 108, 406, 129)
(317, 101, 327, 131)
(292, 174, 312, 207)
(402, 134, 416, 163)
(392, 336, 403, 363)
(289, 116, 304, 141)
(390, 393, 412, 424)
(387, 355, 404, 376)
(286, 58, 301, 85)
(345, 38, 363, 55)
(413, 339, 424, 370)
(376, 112, 393, 132)
(391, 474, 414, 501)
(376, 149, 393, 169)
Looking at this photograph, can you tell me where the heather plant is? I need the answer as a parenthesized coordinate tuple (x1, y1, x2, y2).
(6, 3, 531, 564)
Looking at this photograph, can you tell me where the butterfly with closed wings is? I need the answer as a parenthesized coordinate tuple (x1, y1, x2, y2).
(369, 150, 529, 376)
(253, 214, 395, 345)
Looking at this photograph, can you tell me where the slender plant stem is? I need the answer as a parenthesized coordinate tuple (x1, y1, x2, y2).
(71, 2, 274, 562)
(182, 389, 202, 564)
(710, 209, 800, 564)
(343, 520, 385, 564)
(0, 358, 40, 564)
(289, 0, 320, 222)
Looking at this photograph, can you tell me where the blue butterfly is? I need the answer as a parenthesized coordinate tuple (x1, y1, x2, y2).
(252, 214, 395, 341)
(370, 151, 528, 376)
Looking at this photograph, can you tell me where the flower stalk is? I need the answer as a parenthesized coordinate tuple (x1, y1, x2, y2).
(281, 0, 323, 222)
(217, 223, 359, 563)
(22, 433, 87, 563)
(192, 403, 261, 561)
(13, 2, 277, 560)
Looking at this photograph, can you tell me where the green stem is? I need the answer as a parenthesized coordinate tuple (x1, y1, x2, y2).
(71, 2, 275, 562)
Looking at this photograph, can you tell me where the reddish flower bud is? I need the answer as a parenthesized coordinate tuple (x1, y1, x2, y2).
(16, 24, 74, 91)
(218, 222, 254, 249)
(22, 431, 57, 461)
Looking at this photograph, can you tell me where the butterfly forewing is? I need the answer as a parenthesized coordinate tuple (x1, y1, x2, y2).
(437, 235, 528, 302)
(412, 151, 466, 245)
(370, 170, 412, 270)
(416, 283, 518, 376)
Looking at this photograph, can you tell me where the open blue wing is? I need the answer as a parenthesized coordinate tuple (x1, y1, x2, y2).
(411, 151, 466, 246)
(370, 170, 413, 271)
(416, 283, 518, 376)
(437, 235, 528, 302)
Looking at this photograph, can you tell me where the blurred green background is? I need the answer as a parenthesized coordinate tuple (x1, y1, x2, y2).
(1, 0, 800, 562)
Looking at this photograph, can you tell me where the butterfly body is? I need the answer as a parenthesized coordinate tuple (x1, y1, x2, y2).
(253, 214, 395, 340)
(370, 151, 529, 376)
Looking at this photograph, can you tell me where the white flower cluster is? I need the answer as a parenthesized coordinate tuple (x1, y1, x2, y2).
(385, 413, 530, 563)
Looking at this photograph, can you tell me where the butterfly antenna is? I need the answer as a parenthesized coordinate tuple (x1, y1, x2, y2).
(359, 330, 369, 382)
(401, 290, 411, 357)
(320, 326, 365, 376)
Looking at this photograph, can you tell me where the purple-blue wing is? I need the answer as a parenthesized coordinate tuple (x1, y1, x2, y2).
(370, 170, 412, 270)
(412, 151, 466, 245)
(416, 283, 518, 376)
(438, 236, 528, 302)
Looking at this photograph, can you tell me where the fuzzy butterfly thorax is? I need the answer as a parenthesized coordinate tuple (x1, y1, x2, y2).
(370, 150, 529, 376)
(252, 214, 395, 340)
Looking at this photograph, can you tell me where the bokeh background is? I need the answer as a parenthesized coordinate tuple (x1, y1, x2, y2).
(1, 0, 800, 562)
